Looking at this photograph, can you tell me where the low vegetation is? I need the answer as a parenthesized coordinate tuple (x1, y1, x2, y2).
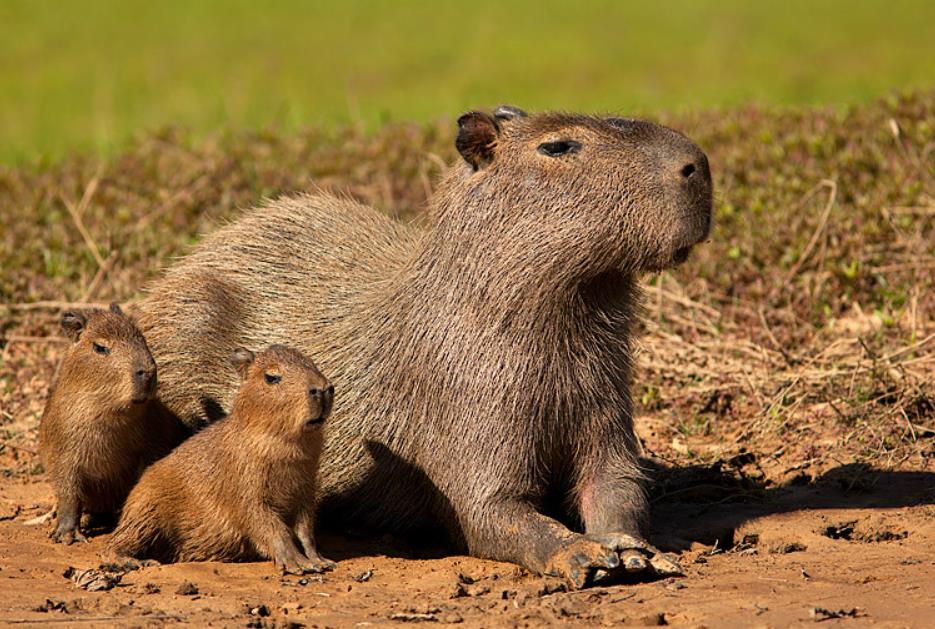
(1, 91, 933, 482)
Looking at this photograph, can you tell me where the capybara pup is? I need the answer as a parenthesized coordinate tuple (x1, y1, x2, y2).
(39, 304, 163, 544)
(137, 106, 712, 587)
(109, 345, 335, 575)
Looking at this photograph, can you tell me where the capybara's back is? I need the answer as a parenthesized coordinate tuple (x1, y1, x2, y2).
(139, 195, 418, 428)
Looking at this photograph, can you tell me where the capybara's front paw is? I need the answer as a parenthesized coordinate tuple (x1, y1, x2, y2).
(585, 532, 683, 580)
(275, 556, 307, 576)
(50, 523, 88, 545)
(545, 537, 621, 589)
(299, 554, 336, 574)
(275, 552, 334, 576)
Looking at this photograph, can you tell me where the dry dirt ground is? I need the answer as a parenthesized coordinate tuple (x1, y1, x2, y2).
(1, 412, 932, 628)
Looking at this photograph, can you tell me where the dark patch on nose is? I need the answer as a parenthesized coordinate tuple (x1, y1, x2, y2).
(133, 368, 156, 403)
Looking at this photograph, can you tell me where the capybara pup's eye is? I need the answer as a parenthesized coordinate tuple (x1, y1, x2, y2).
(92, 342, 110, 355)
(265, 373, 281, 385)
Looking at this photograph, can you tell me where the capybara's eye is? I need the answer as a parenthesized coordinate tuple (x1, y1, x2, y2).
(92, 342, 111, 356)
(264, 373, 281, 385)
(537, 140, 582, 157)
(309, 387, 320, 396)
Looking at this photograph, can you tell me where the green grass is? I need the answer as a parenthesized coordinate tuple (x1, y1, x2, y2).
(2, 0, 934, 163)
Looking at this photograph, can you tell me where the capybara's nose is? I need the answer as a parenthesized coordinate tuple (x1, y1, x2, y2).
(669, 145, 710, 186)
(135, 369, 155, 393)
(321, 384, 334, 419)
(132, 369, 156, 403)
(678, 152, 708, 181)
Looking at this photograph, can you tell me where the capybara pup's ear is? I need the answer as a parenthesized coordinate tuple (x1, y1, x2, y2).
(109, 302, 124, 316)
(229, 347, 256, 380)
(456, 111, 501, 171)
(60, 311, 88, 342)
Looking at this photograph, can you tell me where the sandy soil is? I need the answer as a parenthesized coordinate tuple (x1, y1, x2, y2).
(1, 424, 933, 629)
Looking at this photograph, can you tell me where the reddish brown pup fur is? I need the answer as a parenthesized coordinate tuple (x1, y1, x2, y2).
(136, 106, 712, 587)
(109, 345, 335, 575)
(39, 304, 177, 543)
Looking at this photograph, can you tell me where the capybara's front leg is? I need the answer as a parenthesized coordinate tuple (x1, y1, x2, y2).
(465, 499, 620, 589)
(250, 509, 327, 575)
(294, 509, 336, 572)
(50, 485, 86, 545)
(578, 449, 682, 578)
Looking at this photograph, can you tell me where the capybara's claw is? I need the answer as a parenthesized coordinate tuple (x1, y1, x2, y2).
(546, 537, 621, 589)
(585, 532, 682, 581)
(620, 549, 648, 572)
(300, 555, 336, 574)
(276, 559, 307, 576)
(50, 525, 87, 545)
(277, 552, 336, 575)
(649, 551, 683, 576)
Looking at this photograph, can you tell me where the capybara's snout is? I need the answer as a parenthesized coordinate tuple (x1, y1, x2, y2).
(306, 383, 334, 427)
(131, 360, 157, 404)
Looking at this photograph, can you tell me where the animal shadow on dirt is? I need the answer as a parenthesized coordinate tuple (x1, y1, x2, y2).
(317, 440, 459, 563)
(647, 458, 935, 552)
(318, 444, 934, 568)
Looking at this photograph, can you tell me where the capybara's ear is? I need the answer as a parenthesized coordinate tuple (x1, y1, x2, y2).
(60, 311, 88, 341)
(456, 111, 501, 171)
(229, 347, 256, 380)
(109, 302, 124, 316)
(493, 105, 527, 122)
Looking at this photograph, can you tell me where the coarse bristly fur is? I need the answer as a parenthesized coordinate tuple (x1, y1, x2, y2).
(135, 107, 713, 588)
(108, 345, 336, 575)
(39, 304, 184, 544)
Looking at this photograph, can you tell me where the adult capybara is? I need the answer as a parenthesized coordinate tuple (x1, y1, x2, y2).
(109, 345, 335, 574)
(136, 106, 712, 587)
(39, 304, 183, 544)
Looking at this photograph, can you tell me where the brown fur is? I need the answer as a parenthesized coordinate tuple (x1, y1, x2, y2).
(135, 107, 712, 587)
(39, 304, 183, 544)
(108, 345, 335, 575)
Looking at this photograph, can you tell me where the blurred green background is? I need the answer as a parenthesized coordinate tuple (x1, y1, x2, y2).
(2, 0, 934, 163)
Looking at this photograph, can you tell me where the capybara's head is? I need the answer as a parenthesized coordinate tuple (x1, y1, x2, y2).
(440, 105, 712, 276)
(229, 345, 333, 437)
(59, 303, 157, 406)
